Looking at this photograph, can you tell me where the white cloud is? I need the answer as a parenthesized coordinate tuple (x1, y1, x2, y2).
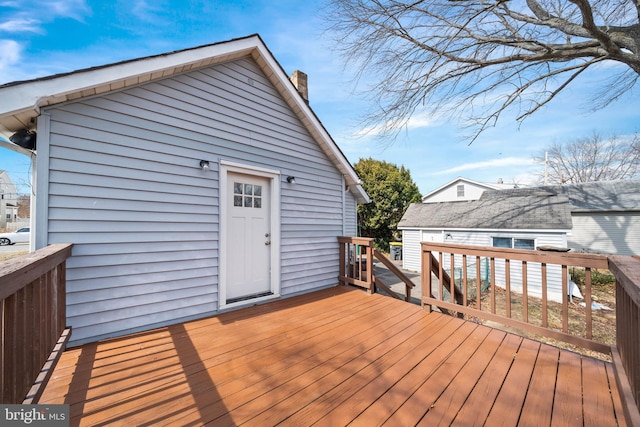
(0, 18, 41, 33)
(129, 0, 164, 23)
(47, 0, 91, 21)
(0, 39, 31, 83)
(352, 114, 436, 138)
(432, 157, 534, 175)
(0, 1, 91, 27)
(0, 39, 20, 69)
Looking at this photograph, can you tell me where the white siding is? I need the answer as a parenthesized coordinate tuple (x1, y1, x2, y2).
(569, 212, 640, 256)
(343, 191, 358, 237)
(44, 57, 352, 345)
(401, 229, 423, 272)
(406, 228, 569, 302)
(423, 182, 489, 203)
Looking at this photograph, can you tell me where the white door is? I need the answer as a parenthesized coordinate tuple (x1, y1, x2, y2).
(226, 172, 272, 302)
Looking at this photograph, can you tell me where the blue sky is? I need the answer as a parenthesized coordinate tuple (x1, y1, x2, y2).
(1, 0, 639, 195)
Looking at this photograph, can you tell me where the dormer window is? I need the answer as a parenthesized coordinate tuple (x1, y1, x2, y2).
(457, 185, 464, 197)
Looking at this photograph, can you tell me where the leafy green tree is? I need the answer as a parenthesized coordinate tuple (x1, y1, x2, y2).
(354, 158, 422, 251)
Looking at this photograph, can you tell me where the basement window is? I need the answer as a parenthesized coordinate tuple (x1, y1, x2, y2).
(492, 237, 535, 250)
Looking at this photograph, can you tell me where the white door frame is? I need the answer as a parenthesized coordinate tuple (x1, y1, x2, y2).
(219, 160, 281, 310)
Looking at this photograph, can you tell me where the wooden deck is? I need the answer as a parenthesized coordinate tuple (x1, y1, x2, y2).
(40, 286, 628, 426)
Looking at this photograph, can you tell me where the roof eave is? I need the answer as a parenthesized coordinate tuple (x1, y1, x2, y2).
(0, 35, 260, 139)
(0, 35, 368, 202)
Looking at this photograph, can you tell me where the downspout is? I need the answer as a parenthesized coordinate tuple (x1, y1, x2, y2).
(33, 113, 51, 251)
(341, 175, 346, 236)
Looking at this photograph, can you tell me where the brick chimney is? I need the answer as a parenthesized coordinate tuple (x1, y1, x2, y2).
(290, 70, 309, 104)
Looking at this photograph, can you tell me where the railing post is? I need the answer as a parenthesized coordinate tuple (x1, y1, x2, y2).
(421, 246, 432, 312)
(339, 240, 346, 286)
(0, 244, 73, 404)
(608, 256, 640, 423)
(364, 243, 373, 294)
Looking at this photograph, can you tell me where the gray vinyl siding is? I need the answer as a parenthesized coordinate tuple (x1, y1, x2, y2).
(44, 56, 350, 345)
(568, 212, 640, 256)
(344, 191, 357, 237)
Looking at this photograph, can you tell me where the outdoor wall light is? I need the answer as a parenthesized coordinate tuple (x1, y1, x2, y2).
(199, 160, 210, 171)
(286, 176, 296, 184)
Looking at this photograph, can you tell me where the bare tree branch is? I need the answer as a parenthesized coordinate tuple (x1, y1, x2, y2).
(534, 132, 640, 183)
(324, 0, 640, 142)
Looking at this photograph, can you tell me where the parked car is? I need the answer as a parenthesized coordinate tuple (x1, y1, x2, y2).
(0, 227, 30, 245)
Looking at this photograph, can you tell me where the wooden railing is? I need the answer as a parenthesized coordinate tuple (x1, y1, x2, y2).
(372, 250, 414, 302)
(420, 242, 640, 423)
(608, 256, 640, 423)
(338, 237, 415, 301)
(338, 237, 374, 293)
(421, 242, 612, 353)
(0, 244, 73, 404)
(338, 237, 639, 421)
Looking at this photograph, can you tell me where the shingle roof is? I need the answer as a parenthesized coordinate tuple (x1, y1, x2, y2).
(399, 179, 640, 230)
(483, 180, 640, 212)
(399, 190, 572, 230)
(564, 179, 640, 212)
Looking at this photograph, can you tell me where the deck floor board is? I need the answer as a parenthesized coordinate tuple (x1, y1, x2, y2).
(39, 286, 627, 426)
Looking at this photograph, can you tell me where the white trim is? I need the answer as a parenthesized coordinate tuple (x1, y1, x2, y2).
(1, 38, 258, 120)
(0, 139, 33, 156)
(422, 176, 513, 202)
(33, 113, 50, 250)
(399, 226, 570, 234)
(219, 159, 280, 177)
(218, 160, 281, 310)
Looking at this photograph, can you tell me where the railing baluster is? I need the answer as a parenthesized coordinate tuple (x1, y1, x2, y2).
(462, 254, 468, 307)
(439, 252, 444, 304)
(541, 262, 548, 328)
(490, 257, 496, 314)
(339, 241, 346, 285)
(562, 264, 568, 333)
(585, 267, 593, 340)
(522, 260, 528, 323)
(475, 256, 481, 311)
(423, 250, 432, 312)
(505, 259, 511, 318)
(450, 253, 455, 304)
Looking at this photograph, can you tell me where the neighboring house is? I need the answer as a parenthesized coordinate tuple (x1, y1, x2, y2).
(564, 180, 640, 256)
(0, 35, 369, 346)
(478, 180, 640, 256)
(400, 179, 640, 301)
(422, 176, 517, 203)
(0, 170, 19, 228)
(399, 187, 573, 301)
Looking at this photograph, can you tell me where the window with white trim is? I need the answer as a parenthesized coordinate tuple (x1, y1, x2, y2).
(492, 237, 535, 250)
